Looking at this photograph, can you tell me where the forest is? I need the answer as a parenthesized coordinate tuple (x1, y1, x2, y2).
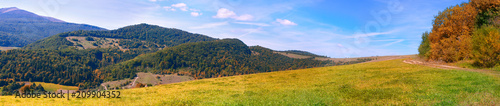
(419, 0, 500, 68)
(0, 48, 151, 89)
(0, 23, 374, 94)
(23, 24, 216, 50)
(98, 39, 330, 81)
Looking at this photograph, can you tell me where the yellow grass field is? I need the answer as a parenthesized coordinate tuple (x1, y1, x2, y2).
(32, 82, 79, 92)
(1, 59, 499, 105)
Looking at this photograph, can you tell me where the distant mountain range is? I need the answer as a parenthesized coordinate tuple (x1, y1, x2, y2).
(0, 8, 369, 90)
(0, 7, 105, 47)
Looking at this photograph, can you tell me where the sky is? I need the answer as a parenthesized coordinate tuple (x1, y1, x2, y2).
(0, 0, 469, 58)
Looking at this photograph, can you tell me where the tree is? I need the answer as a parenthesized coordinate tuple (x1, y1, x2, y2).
(418, 31, 430, 57)
(19, 85, 31, 93)
(472, 26, 500, 67)
(36, 84, 45, 91)
(428, 3, 477, 62)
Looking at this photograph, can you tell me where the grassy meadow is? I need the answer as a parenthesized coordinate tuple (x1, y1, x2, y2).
(32, 82, 79, 92)
(1, 59, 499, 105)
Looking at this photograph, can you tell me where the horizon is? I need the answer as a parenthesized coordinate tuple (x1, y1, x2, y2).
(0, 0, 468, 58)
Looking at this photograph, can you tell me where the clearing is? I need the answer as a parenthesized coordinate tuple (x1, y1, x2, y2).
(2, 59, 499, 105)
(100, 72, 193, 90)
(0, 46, 19, 51)
(19, 82, 78, 92)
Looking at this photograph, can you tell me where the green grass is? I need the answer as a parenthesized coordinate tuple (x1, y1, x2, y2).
(1, 59, 500, 105)
(31, 82, 79, 92)
(455, 60, 500, 71)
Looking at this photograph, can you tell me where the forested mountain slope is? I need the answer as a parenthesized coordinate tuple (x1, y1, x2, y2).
(0, 7, 105, 47)
(98, 39, 329, 81)
(23, 23, 216, 50)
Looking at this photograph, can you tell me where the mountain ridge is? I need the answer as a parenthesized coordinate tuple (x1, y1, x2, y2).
(0, 7, 105, 47)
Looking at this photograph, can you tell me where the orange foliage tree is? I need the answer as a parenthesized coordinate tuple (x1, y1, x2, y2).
(428, 3, 477, 62)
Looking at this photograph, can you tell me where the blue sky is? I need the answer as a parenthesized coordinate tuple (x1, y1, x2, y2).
(0, 0, 469, 58)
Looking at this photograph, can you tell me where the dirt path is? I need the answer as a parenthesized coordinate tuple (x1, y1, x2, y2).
(403, 59, 500, 76)
(130, 77, 139, 87)
(101, 84, 108, 90)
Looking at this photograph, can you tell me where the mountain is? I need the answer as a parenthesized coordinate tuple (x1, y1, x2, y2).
(1, 23, 369, 89)
(98, 39, 330, 81)
(0, 7, 105, 47)
(0, 23, 216, 88)
(23, 23, 216, 50)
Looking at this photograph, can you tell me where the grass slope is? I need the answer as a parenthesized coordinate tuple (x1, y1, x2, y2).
(32, 82, 79, 92)
(1, 59, 500, 105)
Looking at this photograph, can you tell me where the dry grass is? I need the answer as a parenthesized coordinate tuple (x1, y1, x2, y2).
(65, 36, 124, 50)
(0, 46, 19, 51)
(27, 82, 79, 92)
(1, 59, 500, 105)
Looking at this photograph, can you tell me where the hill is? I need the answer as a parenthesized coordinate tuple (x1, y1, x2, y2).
(0, 24, 216, 89)
(0, 48, 152, 88)
(2, 59, 499, 105)
(23, 23, 216, 50)
(0, 7, 105, 47)
(98, 39, 330, 82)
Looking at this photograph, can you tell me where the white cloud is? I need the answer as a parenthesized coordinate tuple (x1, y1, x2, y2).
(191, 12, 201, 17)
(190, 22, 228, 29)
(233, 22, 270, 26)
(346, 29, 400, 38)
(149, 0, 157, 2)
(213, 8, 254, 21)
(234, 14, 254, 21)
(163, 6, 176, 11)
(276, 19, 297, 26)
(171, 3, 188, 11)
(213, 8, 237, 19)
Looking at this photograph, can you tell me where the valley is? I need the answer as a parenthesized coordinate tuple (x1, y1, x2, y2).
(2, 59, 500, 105)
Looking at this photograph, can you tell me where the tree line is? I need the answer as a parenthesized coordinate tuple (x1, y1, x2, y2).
(419, 0, 500, 68)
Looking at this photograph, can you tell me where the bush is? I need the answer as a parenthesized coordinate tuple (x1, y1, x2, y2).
(85, 37, 94, 41)
(472, 25, 500, 67)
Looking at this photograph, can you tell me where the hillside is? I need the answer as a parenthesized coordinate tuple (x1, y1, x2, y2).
(0, 23, 216, 89)
(23, 23, 216, 50)
(2, 59, 499, 105)
(98, 39, 330, 82)
(0, 24, 340, 90)
(0, 7, 105, 47)
(0, 48, 152, 88)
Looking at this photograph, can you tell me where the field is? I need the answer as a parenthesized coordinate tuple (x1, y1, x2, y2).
(100, 72, 194, 90)
(1, 59, 500, 105)
(0, 46, 19, 51)
(30, 82, 79, 92)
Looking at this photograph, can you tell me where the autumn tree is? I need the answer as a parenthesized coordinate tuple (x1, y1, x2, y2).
(472, 25, 500, 67)
(428, 3, 477, 62)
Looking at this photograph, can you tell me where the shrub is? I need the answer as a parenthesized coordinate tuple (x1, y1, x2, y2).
(85, 37, 94, 41)
(134, 83, 145, 88)
(472, 25, 500, 67)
